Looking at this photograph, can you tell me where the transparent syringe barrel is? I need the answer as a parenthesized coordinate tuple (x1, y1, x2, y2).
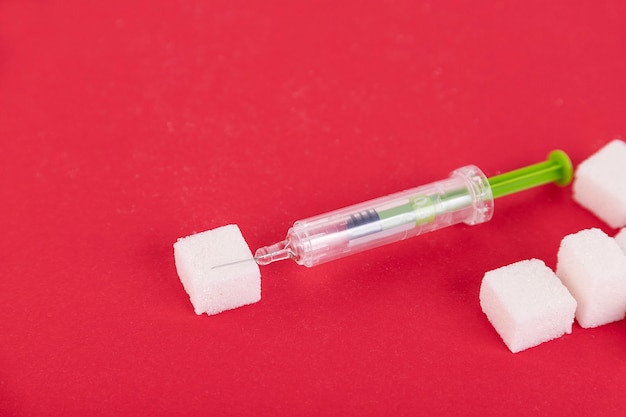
(286, 165, 494, 267)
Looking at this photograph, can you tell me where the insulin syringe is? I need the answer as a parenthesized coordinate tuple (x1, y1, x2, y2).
(247, 150, 572, 268)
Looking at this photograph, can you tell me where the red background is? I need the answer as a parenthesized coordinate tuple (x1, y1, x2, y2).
(1, 1, 626, 416)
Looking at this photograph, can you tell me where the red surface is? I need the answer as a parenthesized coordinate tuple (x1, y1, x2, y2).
(1, 1, 626, 416)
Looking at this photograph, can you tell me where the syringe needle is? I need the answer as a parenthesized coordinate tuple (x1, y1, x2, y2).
(210, 241, 293, 269)
(210, 258, 254, 270)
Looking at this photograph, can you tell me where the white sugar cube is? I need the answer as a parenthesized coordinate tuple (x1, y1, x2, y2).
(615, 228, 626, 254)
(479, 259, 577, 353)
(174, 224, 261, 316)
(556, 228, 626, 328)
(573, 139, 626, 228)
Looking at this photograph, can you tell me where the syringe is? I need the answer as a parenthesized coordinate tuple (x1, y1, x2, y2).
(238, 150, 572, 268)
